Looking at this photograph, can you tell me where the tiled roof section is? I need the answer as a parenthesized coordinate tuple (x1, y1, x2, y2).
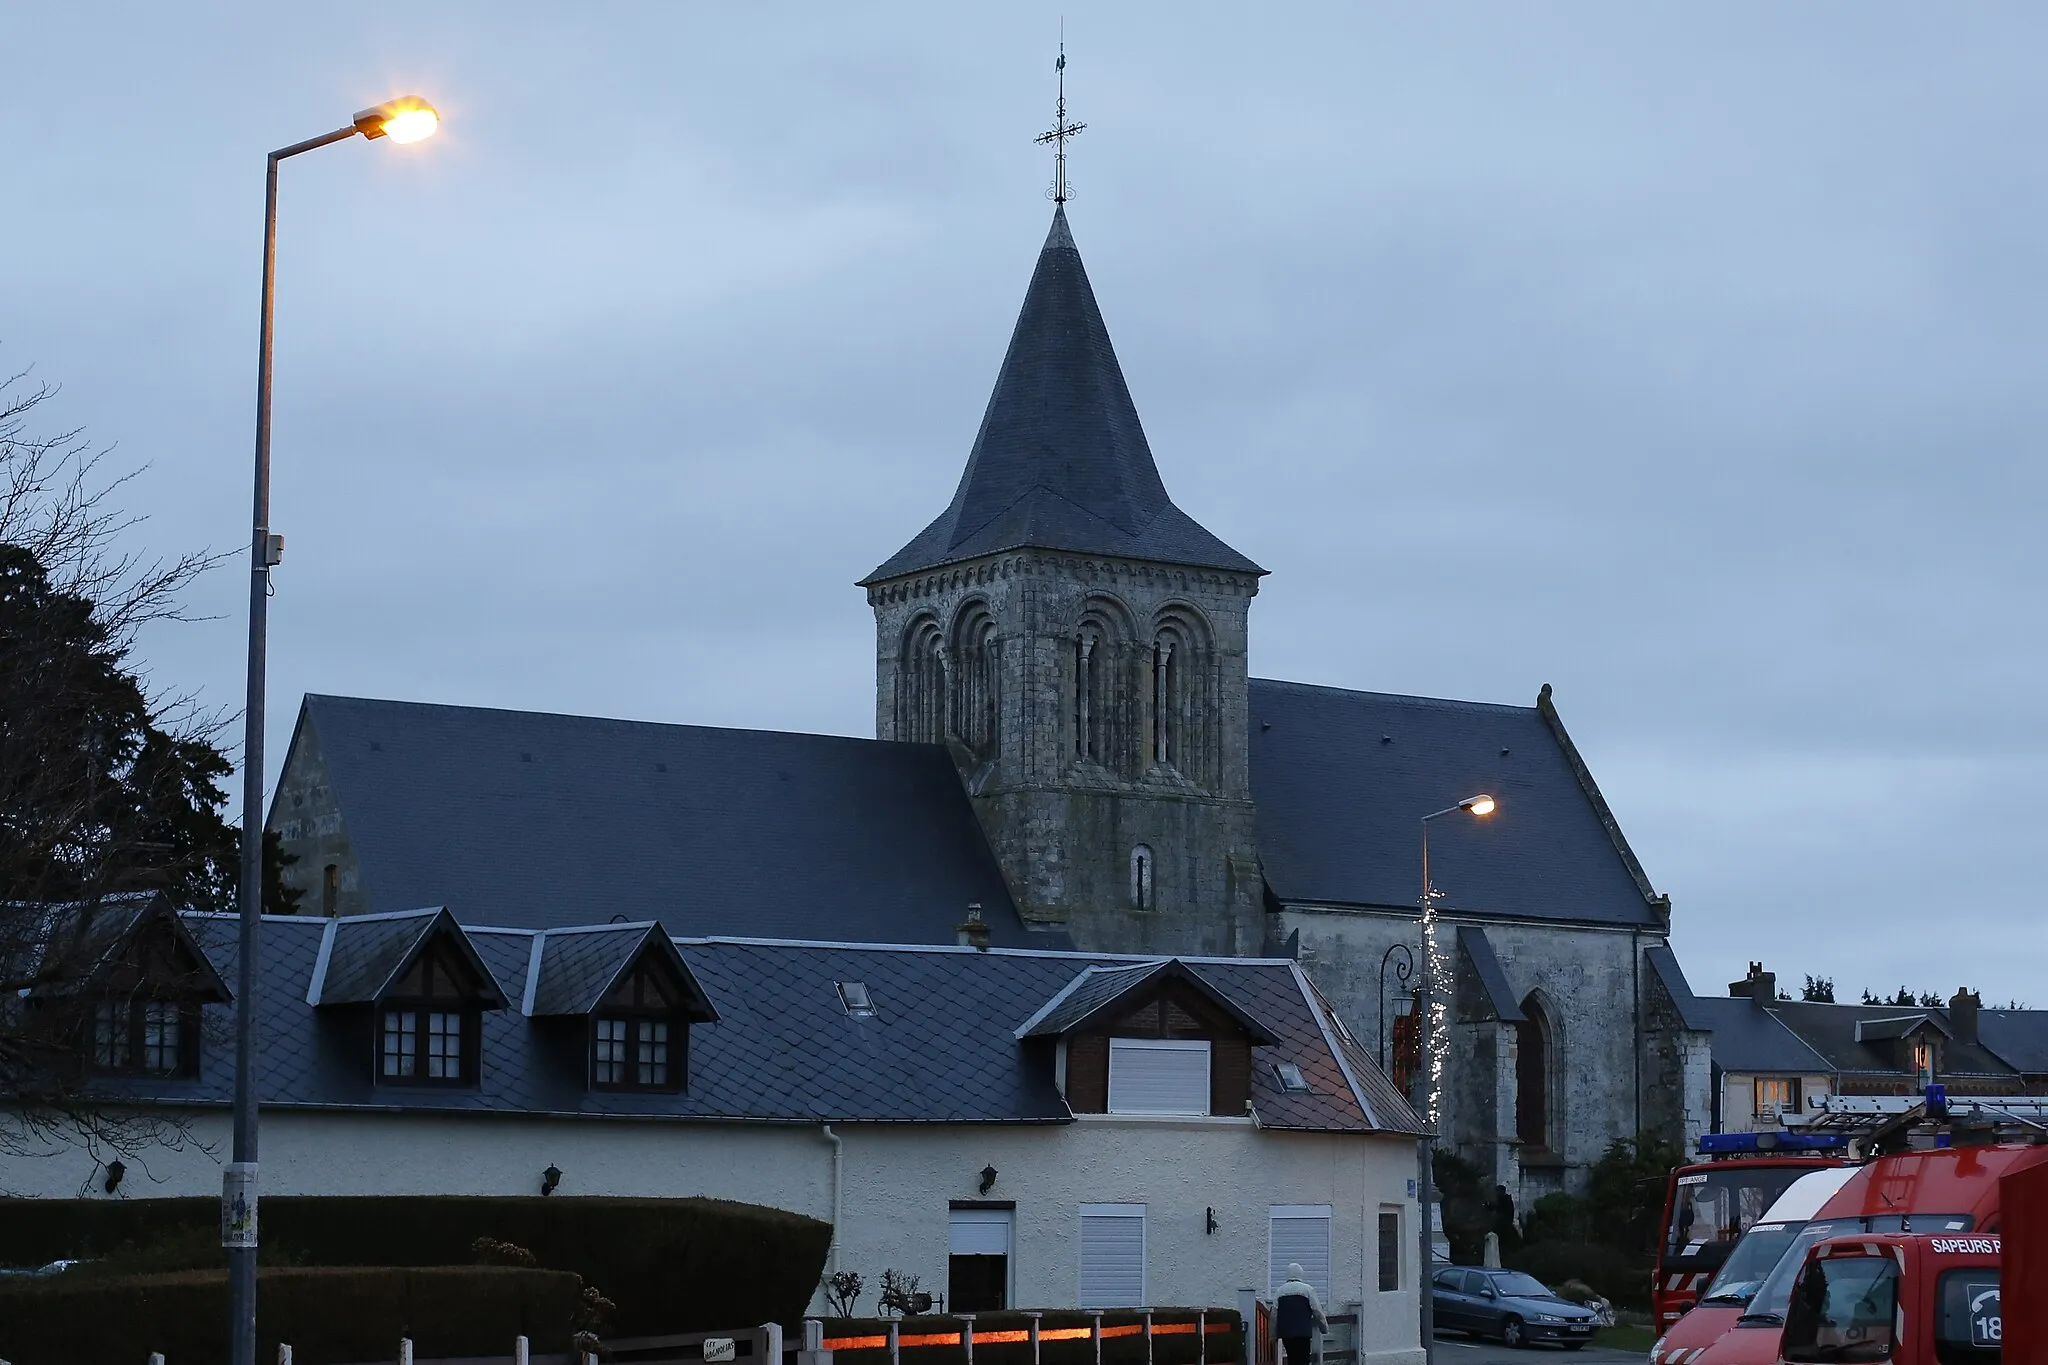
(864, 208, 1261, 583)
(27, 893, 233, 1003)
(1766, 1001, 2015, 1079)
(1690, 997, 1832, 1075)
(118, 916, 1418, 1137)
(1292, 971, 1428, 1136)
(1979, 1012, 2048, 1076)
(1455, 926, 1526, 1024)
(1017, 959, 1280, 1045)
(527, 924, 718, 1021)
(1644, 945, 1714, 1032)
(1856, 1013, 1951, 1043)
(1247, 681, 1664, 927)
(286, 694, 1043, 946)
(311, 907, 508, 1009)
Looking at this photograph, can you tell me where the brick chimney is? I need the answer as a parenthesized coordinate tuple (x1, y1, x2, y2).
(956, 903, 991, 952)
(1950, 987, 1982, 1045)
(1729, 961, 1777, 1006)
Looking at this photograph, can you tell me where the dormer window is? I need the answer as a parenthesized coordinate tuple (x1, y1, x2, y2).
(91, 997, 196, 1077)
(592, 960, 686, 1092)
(377, 945, 482, 1087)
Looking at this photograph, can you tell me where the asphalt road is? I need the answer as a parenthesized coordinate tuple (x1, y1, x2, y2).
(1430, 1336, 1645, 1365)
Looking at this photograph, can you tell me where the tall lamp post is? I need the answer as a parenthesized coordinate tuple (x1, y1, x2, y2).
(1414, 793, 1495, 1361)
(230, 94, 440, 1365)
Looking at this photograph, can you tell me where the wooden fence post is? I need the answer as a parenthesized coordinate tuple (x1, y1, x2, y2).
(1198, 1311, 1207, 1365)
(1090, 1312, 1104, 1365)
(764, 1321, 786, 1365)
(1026, 1311, 1042, 1365)
(1143, 1311, 1154, 1365)
(889, 1319, 901, 1365)
(961, 1314, 975, 1365)
(514, 1338, 529, 1365)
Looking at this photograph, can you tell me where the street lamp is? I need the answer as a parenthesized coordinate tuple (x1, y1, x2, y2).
(1414, 793, 1495, 1361)
(230, 94, 439, 1365)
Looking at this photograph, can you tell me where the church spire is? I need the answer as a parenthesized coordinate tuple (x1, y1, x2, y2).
(863, 204, 1262, 585)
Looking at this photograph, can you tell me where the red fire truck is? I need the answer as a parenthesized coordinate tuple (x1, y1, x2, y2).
(1652, 1132, 1847, 1329)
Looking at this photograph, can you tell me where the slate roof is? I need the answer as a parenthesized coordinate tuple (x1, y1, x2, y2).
(1690, 996, 1832, 1075)
(526, 923, 716, 1020)
(85, 912, 1421, 1137)
(1016, 959, 1281, 1044)
(1979, 1011, 2048, 1076)
(281, 695, 1043, 946)
(864, 208, 1262, 583)
(1767, 1000, 2014, 1078)
(1248, 680, 1664, 927)
(311, 907, 509, 1007)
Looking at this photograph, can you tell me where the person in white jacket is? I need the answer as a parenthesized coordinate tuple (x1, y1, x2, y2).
(1271, 1264, 1327, 1365)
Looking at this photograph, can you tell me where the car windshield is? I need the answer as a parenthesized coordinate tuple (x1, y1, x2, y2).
(1741, 1216, 1972, 1325)
(1668, 1166, 1812, 1260)
(1781, 1255, 1900, 1363)
(1703, 1221, 1805, 1305)
(1491, 1272, 1554, 1299)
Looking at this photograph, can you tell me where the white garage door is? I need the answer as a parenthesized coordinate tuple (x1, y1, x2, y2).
(1078, 1204, 1147, 1307)
(1269, 1204, 1333, 1302)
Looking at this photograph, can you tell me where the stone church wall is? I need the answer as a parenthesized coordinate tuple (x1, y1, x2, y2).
(1278, 905, 1671, 1201)
(268, 719, 365, 918)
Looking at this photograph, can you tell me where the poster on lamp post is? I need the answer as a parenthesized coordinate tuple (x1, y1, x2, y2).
(221, 1162, 258, 1249)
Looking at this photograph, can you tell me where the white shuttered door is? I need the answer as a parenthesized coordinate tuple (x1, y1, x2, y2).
(1107, 1039, 1211, 1114)
(950, 1208, 1012, 1256)
(1268, 1205, 1334, 1302)
(1078, 1204, 1146, 1307)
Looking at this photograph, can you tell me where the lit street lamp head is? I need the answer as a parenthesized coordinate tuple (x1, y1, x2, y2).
(354, 96, 440, 144)
(1461, 794, 1496, 816)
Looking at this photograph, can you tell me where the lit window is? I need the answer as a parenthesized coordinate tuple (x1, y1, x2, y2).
(1754, 1076, 1801, 1123)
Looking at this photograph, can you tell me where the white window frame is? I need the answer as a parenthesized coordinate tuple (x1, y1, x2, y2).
(1078, 1203, 1147, 1308)
(1268, 1204, 1334, 1302)
(1107, 1037, 1212, 1115)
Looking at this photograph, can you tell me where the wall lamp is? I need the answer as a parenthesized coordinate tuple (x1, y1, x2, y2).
(978, 1164, 998, 1195)
(1205, 1207, 1218, 1235)
(541, 1164, 563, 1197)
(104, 1160, 126, 1194)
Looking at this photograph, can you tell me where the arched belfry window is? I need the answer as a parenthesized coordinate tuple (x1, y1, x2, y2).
(1072, 598, 1134, 774)
(951, 603, 999, 755)
(1149, 608, 1215, 788)
(898, 616, 948, 744)
(1130, 845, 1155, 910)
(1515, 994, 1554, 1153)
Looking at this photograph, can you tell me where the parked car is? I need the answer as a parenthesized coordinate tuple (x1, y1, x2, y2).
(1430, 1267, 1599, 1349)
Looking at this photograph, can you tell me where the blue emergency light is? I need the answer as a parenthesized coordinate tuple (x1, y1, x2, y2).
(1697, 1131, 1850, 1156)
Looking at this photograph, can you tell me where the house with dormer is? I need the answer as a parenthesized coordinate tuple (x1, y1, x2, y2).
(4, 895, 1429, 1361)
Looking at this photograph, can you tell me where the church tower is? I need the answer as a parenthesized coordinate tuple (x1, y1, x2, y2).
(861, 207, 1266, 955)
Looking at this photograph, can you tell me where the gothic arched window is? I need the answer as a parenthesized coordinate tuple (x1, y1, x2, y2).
(1129, 844, 1154, 910)
(1515, 994, 1554, 1153)
(951, 603, 999, 755)
(899, 616, 948, 744)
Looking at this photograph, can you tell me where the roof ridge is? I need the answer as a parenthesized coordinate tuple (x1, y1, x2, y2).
(308, 692, 901, 752)
(1250, 677, 1534, 714)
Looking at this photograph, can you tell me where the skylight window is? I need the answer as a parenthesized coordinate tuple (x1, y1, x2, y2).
(1274, 1062, 1310, 1093)
(837, 982, 875, 1017)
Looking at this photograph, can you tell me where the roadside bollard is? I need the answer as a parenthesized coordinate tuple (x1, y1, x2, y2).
(514, 1337, 529, 1365)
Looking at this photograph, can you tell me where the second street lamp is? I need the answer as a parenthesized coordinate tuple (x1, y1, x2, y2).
(229, 93, 439, 1365)
(1414, 793, 1495, 1361)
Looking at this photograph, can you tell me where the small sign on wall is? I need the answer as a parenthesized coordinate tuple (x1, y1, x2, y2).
(704, 1339, 737, 1362)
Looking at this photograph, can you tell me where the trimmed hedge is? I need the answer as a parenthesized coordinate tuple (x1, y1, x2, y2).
(0, 1265, 581, 1365)
(0, 1195, 831, 1335)
(820, 1309, 1244, 1365)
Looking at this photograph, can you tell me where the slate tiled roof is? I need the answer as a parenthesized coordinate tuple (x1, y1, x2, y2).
(1016, 959, 1281, 1045)
(1690, 997, 1832, 1075)
(283, 695, 1045, 946)
(864, 209, 1262, 583)
(310, 907, 509, 1009)
(526, 924, 717, 1020)
(1979, 1011, 2048, 1076)
(90, 912, 1420, 1138)
(1248, 680, 1665, 928)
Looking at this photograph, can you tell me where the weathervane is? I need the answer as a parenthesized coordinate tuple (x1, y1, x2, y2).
(1035, 40, 1086, 203)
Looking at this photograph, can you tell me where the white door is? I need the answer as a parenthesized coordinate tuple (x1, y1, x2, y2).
(1078, 1204, 1147, 1307)
(1269, 1205, 1334, 1302)
(949, 1207, 1014, 1311)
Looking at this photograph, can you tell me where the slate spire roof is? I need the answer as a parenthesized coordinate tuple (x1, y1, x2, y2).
(864, 207, 1263, 583)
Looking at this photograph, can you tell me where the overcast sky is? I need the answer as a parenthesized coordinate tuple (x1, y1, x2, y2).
(5, 5, 2042, 1004)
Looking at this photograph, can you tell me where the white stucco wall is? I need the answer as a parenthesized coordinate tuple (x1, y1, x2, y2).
(4, 1111, 1423, 1365)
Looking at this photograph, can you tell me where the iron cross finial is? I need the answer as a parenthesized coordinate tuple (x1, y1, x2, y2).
(1034, 39, 1086, 203)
